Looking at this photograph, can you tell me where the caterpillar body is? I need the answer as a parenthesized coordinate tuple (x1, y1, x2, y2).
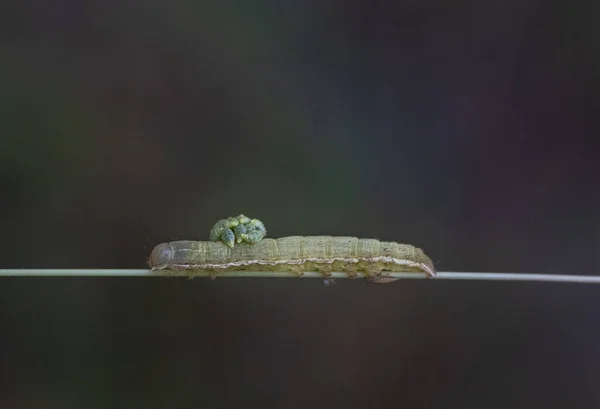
(148, 236, 436, 280)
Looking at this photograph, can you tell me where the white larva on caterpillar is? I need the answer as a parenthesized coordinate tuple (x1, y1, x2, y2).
(148, 236, 436, 281)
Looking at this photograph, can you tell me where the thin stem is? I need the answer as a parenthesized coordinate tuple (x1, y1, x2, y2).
(0, 269, 599, 284)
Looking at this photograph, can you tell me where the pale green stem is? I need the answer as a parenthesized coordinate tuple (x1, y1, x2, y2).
(0, 269, 599, 284)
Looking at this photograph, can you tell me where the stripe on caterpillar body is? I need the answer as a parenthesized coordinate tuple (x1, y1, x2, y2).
(148, 236, 435, 279)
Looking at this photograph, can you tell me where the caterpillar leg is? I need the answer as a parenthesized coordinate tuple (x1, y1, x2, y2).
(206, 268, 220, 280)
(290, 265, 305, 278)
(343, 264, 358, 279)
(362, 265, 384, 283)
(316, 264, 333, 278)
(164, 264, 188, 277)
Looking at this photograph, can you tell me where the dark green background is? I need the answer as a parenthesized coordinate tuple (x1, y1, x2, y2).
(1, 1, 600, 407)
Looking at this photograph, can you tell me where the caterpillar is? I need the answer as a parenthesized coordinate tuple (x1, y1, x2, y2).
(148, 236, 436, 281)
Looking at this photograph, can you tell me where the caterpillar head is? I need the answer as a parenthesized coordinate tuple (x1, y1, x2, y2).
(148, 243, 174, 270)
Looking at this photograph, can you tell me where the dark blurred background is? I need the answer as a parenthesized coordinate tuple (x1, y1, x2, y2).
(2, 0, 600, 408)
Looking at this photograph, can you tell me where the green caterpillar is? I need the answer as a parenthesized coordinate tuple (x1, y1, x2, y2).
(149, 215, 435, 282)
(149, 236, 435, 280)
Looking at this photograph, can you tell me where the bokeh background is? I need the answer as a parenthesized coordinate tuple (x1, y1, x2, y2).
(2, 1, 600, 408)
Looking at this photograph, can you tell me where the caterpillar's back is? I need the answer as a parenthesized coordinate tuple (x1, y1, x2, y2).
(149, 236, 435, 278)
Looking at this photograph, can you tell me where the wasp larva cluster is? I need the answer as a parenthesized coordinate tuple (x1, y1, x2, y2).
(209, 214, 267, 248)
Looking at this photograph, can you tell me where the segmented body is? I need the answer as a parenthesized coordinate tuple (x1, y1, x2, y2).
(148, 236, 436, 279)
